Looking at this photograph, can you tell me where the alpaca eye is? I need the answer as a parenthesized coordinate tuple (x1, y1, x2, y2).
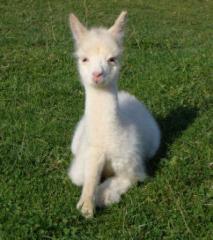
(108, 57, 116, 63)
(82, 58, 89, 62)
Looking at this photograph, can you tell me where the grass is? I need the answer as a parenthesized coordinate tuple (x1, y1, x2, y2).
(0, 0, 212, 239)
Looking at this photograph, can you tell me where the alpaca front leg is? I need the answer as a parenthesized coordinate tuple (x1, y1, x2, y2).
(77, 148, 104, 218)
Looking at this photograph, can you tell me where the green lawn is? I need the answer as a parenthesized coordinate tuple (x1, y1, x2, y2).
(0, 0, 212, 239)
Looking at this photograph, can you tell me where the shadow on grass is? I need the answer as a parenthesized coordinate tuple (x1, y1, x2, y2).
(146, 106, 198, 176)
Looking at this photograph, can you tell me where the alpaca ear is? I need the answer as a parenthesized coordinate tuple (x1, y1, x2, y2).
(69, 13, 87, 43)
(108, 11, 127, 44)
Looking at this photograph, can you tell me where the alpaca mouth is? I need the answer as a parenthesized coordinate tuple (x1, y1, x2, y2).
(92, 77, 106, 86)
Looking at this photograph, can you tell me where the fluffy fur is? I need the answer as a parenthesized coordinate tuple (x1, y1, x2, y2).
(68, 11, 161, 218)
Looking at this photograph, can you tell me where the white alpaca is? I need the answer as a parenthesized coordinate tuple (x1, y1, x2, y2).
(68, 11, 160, 218)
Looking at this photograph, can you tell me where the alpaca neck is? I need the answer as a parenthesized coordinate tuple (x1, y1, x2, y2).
(84, 84, 119, 144)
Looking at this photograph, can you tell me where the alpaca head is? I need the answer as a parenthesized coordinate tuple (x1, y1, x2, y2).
(69, 11, 127, 88)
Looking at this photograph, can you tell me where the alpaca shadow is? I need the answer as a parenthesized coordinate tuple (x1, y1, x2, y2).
(146, 106, 198, 176)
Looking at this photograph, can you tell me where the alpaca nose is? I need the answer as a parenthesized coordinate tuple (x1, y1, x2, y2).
(92, 71, 103, 83)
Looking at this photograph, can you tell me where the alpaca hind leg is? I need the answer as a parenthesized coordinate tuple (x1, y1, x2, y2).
(95, 176, 136, 207)
(71, 118, 85, 155)
(68, 154, 85, 186)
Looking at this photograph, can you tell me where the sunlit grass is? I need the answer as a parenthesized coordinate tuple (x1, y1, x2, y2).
(0, 0, 212, 239)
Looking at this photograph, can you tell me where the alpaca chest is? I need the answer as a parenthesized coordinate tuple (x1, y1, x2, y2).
(86, 116, 121, 148)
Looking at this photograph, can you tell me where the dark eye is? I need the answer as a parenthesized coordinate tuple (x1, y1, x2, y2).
(108, 57, 116, 63)
(82, 58, 88, 62)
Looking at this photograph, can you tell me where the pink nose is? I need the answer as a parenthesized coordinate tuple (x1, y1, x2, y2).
(92, 71, 103, 83)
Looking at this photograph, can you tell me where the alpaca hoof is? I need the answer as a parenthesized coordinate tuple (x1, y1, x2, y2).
(77, 197, 94, 218)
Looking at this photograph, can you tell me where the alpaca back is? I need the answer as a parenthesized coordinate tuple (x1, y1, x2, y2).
(118, 91, 160, 158)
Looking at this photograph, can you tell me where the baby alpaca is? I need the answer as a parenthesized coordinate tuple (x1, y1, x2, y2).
(68, 11, 161, 218)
